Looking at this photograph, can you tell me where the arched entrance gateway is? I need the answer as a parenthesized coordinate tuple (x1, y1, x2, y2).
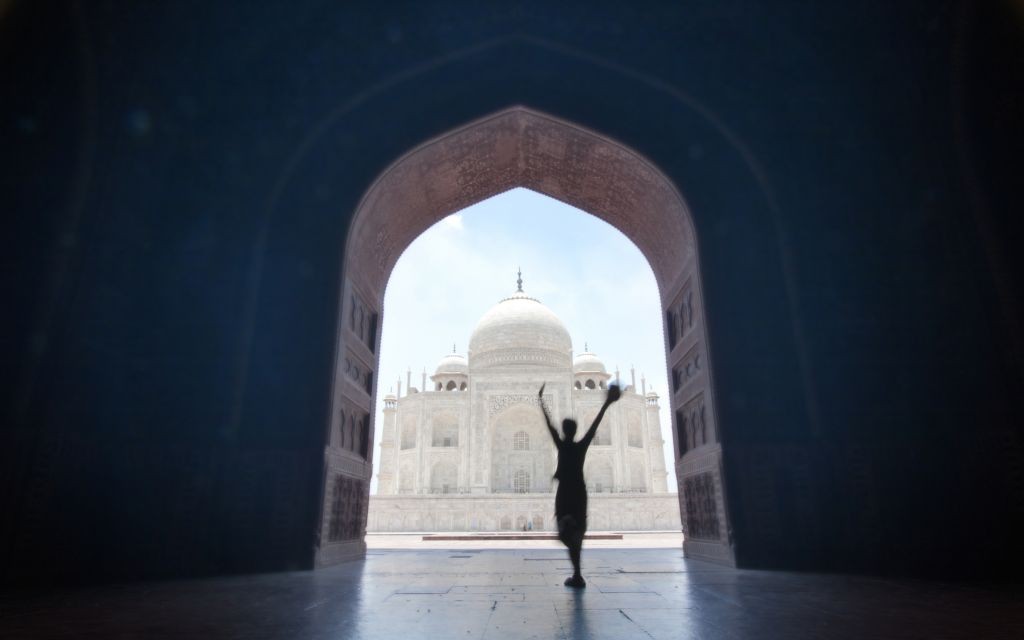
(315, 107, 732, 567)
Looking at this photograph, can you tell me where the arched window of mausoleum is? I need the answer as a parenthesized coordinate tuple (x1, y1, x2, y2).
(574, 381, 582, 389)
(581, 410, 610, 445)
(629, 456, 647, 492)
(586, 457, 614, 493)
(513, 430, 530, 451)
(400, 416, 417, 449)
(430, 461, 458, 494)
(446, 380, 457, 391)
(513, 469, 530, 493)
(627, 416, 643, 447)
(398, 462, 415, 494)
(431, 415, 459, 447)
(585, 379, 596, 389)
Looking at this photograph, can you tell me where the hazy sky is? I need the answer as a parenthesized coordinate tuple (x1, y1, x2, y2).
(372, 187, 676, 492)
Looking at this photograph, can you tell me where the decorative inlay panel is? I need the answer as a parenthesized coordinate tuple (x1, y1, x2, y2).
(666, 308, 680, 351)
(678, 393, 709, 454)
(473, 349, 570, 369)
(341, 351, 374, 395)
(667, 282, 697, 352)
(349, 291, 378, 353)
(337, 402, 371, 459)
(683, 472, 720, 540)
(672, 345, 702, 393)
(488, 394, 553, 417)
(327, 474, 366, 542)
(679, 285, 696, 338)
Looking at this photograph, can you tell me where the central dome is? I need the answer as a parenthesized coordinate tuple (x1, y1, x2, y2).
(468, 277, 572, 369)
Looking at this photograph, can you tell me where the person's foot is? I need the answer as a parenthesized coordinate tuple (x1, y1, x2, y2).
(564, 575, 586, 588)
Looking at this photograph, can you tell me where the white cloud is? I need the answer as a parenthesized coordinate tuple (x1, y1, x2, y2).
(441, 213, 464, 230)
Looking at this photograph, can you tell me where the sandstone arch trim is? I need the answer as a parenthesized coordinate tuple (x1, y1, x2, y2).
(319, 106, 733, 568)
(343, 107, 697, 302)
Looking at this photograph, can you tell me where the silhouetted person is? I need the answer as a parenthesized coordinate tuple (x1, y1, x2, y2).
(539, 381, 621, 587)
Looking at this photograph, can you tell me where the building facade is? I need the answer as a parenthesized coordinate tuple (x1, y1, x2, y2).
(368, 277, 681, 532)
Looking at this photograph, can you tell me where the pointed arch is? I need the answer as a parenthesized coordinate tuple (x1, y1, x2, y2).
(322, 107, 730, 567)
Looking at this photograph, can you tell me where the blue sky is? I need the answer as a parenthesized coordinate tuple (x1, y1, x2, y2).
(373, 187, 676, 492)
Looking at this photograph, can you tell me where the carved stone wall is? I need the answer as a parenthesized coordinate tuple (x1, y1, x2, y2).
(349, 291, 378, 354)
(318, 277, 378, 567)
(336, 401, 370, 459)
(679, 393, 709, 455)
(345, 109, 696, 301)
(683, 472, 720, 540)
(340, 351, 374, 396)
(672, 345, 702, 394)
(327, 474, 367, 542)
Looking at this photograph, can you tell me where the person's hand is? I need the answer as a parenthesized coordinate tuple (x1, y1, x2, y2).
(538, 383, 546, 398)
(606, 384, 621, 403)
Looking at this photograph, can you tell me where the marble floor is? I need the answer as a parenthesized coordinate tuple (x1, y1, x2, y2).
(1, 548, 1022, 639)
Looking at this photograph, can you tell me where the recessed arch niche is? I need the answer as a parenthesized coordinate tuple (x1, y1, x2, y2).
(318, 106, 732, 567)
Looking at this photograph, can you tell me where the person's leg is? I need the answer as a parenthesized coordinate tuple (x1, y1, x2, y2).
(563, 522, 586, 587)
(568, 540, 582, 577)
(564, 547, 585, 586)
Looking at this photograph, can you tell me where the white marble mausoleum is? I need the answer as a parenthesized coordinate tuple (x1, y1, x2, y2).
(368, 274, 681, 532)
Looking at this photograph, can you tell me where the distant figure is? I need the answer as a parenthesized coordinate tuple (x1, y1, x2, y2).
(539, 381, 621, 588)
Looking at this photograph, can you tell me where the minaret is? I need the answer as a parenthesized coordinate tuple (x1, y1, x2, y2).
(630, 366, 636, 391)
(421, 368, 426, 393)
(406, 367, 412, 393)
(378, 388, 399, 494)
(397, 378, 402, 398)
(644, 389, 669, 492)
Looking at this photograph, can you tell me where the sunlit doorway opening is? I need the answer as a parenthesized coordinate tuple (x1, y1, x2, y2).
(365, 188, 682, 549)
(316, 107, 732, 568)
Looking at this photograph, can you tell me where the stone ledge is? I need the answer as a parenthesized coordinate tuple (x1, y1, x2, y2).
(422, 533, 623, 541)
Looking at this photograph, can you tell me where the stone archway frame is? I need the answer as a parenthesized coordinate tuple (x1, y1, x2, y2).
(316, 106, 733, 567)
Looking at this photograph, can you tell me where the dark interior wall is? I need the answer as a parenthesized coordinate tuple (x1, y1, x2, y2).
(1, 0, 1021, 584)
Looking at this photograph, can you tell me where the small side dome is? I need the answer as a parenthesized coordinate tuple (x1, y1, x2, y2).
(435, 353, 468, 376)
(573, 350, 607, 374)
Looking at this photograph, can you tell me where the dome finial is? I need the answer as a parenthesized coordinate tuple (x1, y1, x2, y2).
(584, 341, 589, 352)
(452, 343, 456, 354)
(516, 267, 523, 292)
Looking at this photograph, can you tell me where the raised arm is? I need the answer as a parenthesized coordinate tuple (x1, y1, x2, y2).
(538, 383, 560, 445)
(581, 384, 622, 446)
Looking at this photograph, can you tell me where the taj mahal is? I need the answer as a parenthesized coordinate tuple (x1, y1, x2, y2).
(368, 273, 682, 532)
